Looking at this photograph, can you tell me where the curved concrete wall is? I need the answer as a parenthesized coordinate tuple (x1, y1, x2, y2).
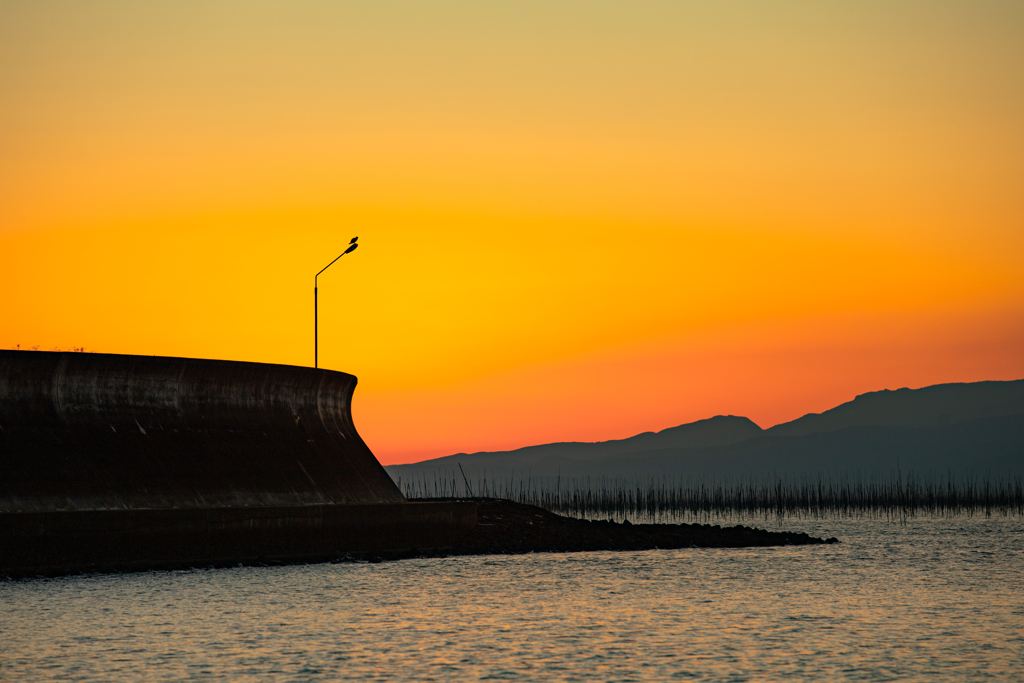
(0, 351, 405, 512)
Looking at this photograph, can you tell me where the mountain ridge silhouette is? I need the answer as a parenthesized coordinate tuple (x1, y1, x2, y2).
(387, 379, 1024, 480)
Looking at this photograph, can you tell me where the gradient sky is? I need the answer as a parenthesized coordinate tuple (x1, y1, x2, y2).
(3, 1, 1023, 464)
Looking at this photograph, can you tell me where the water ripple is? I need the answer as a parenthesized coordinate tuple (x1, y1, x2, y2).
(2, 516, 1022, 681)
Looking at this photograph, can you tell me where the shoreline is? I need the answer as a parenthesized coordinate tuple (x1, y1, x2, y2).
(3, 499, 837, 580)
(404, 498, 839, 559)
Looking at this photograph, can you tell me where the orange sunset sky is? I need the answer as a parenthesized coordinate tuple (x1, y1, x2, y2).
(2, 2, 1023, 464)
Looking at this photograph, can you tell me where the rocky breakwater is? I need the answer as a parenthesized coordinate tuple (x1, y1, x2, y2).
(355, 499, 838, 562)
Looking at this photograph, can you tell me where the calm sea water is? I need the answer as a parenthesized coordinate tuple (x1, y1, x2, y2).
(2, 516, 1022, 682)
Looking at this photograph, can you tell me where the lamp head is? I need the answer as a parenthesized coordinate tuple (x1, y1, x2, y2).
(344, 242, 359, 254)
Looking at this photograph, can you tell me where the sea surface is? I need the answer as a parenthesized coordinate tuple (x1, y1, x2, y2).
(2, 515, 1022, 682)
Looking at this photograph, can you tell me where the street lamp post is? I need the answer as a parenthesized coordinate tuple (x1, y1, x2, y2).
(315, 237, 359, 368)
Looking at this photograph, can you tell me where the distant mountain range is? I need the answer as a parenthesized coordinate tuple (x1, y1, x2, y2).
(386, 379, 1024, 483)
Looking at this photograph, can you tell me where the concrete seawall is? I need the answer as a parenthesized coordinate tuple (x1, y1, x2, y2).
(0, 350, 405, 511)
(0, 351, 474, 576)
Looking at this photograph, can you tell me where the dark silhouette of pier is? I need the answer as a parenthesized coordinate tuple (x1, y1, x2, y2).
(0, 351, 474, 577)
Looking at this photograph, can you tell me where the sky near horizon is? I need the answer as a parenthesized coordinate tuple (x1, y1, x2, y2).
(2, 1, 1023, 464)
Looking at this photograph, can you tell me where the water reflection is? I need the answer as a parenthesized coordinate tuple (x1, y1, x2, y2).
(2, 516, 1022, 681)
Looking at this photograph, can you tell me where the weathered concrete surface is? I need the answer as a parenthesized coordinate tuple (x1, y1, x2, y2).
(0, 351, 404, 511)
